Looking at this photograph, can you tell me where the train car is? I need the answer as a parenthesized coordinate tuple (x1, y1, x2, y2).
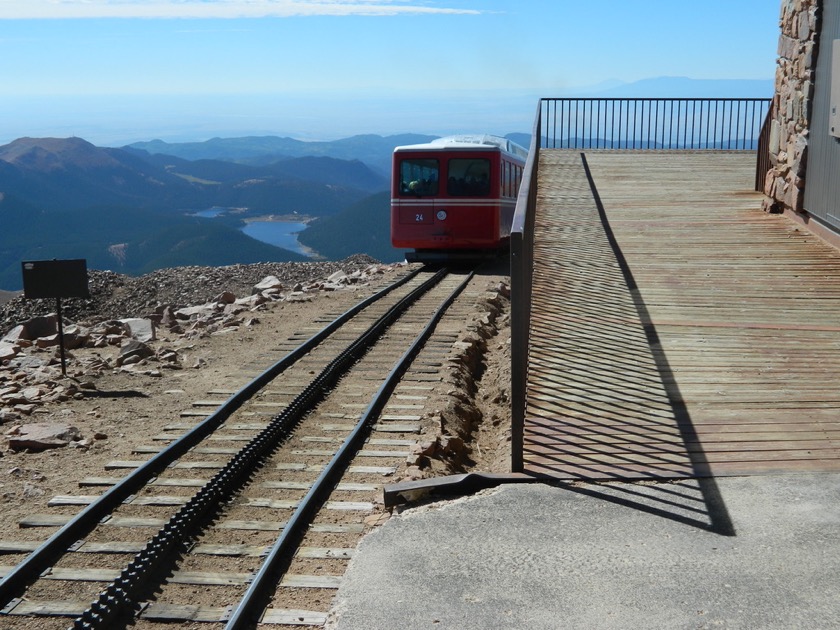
(390, 135, 528, 262)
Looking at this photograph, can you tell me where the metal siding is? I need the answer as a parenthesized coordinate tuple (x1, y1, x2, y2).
(805, 0, 840, 229)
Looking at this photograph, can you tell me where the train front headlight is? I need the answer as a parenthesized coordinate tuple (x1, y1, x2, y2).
(436, 210, 447, 221)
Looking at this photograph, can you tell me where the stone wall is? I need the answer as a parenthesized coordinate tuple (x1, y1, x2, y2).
(763, 0, 820, 214)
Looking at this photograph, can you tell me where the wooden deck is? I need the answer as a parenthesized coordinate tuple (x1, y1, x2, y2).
(525, 150, 840, 479)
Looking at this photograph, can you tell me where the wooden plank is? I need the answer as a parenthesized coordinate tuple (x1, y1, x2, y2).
(348, 466, 397, 474)
(0, 541, 39, 553)
(311, 523, 365, 533)
(75, 541, 145, 553)
(193, 543, 267, 557)
(280, 574, 342, 588)
(325, 501, 375, 511)
(244, 498, 298, 509)
(215, 520, 286, 531)
(168, 570, 253, 586)
(523, 151, 840, 480)
(297, 547, 354, 559)
(373, 423, 421, 433)
(3, 599, 88, 616)
(260, 608, 328, 626)
(141, 603, 232, 622)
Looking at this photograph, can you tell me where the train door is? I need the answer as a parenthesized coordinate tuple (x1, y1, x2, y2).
(394, 156, 440, 235)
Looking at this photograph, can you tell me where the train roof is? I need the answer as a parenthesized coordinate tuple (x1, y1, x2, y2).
(394, 135, 529, 160)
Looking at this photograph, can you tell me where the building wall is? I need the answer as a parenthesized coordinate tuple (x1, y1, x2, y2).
(763, 0, 820, 214)
(802, 0, 840, 229)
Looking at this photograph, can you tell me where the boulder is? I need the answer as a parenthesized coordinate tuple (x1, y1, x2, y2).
(327, 270, 348, 284)
(35, 334, 60, 349)
(117, 339, 155, 366)
(1, 325, 26, 345)
(253, 275, 283, 293)
(6, 422, 82, 451)
(174, 304, 216, 320)
(21, 314, 59, 340)
(119, 318, 157, 342)
(0, 342, 18, 362)
(213, 291, 236, 304)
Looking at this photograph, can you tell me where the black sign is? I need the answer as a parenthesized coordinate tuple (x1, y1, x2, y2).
(21, 259, 89, 299)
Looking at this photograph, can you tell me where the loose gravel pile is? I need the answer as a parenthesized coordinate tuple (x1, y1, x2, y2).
(0, 255, 379, 336)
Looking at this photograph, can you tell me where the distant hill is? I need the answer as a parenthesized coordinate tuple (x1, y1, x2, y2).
(0, 137, 382, 215)
(126, 133, 439, 176)
(298, 192, 408, 264)
(0, 137, 197, 211)
(131, 152, 387, 193)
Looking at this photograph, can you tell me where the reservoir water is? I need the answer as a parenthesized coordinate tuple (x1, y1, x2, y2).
(240, 221, 311, 256)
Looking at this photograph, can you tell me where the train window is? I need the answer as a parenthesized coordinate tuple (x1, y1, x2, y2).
(447, 158, 491, 196)
(399, 159, 439, 196)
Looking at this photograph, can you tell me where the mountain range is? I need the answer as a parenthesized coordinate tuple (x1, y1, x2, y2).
(0, 134, 415, 290)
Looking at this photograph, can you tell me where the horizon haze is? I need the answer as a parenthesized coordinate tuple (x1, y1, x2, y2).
(1, 1, 779, 144)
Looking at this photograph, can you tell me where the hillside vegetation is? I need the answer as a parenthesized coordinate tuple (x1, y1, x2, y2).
(299, 192, 408, 264)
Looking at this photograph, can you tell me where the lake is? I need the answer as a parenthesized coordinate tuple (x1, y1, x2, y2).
(240, 221, 311, 256)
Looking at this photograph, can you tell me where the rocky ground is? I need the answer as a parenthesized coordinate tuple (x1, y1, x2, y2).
(0, 257, 511, 544)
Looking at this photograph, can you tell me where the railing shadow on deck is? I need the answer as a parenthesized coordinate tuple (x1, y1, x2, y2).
(510, 100, 743, 536)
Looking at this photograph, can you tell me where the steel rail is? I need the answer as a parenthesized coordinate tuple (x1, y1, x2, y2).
(71, 268, 449, 629)
(0, 266, 422, 609)
(225, 269, 474, 629)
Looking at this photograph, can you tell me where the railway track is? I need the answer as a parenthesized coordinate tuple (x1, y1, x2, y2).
(0, 265, 480, 629)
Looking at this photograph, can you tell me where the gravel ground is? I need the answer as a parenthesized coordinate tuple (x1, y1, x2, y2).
(0, 255, 379, 335)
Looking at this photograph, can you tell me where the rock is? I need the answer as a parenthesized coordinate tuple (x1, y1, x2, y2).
(327, 270, 348, 284)
(1, 325, 26, 345)
(214, 291, 236, 304)
(0, 409, 21, 424)
(117, 339, 155, 366)
(174, 304, 217, 320)
(0, 342, 18, 361)
(6, 422, 82, 451)
(34, 334, 60, 349)
(253, 275, 283, 293)
(17, 314, 59, 341)
(119, 318, 156, 342)
(22, 483, 45, 498)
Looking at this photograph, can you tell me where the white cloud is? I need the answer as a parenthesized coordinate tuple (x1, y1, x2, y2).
(0, 0, 481, 19)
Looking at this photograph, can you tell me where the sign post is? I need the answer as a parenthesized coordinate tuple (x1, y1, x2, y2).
(21, 259, 90, 377)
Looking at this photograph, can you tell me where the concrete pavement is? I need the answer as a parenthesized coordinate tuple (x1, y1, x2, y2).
(327, 474, 840, 629)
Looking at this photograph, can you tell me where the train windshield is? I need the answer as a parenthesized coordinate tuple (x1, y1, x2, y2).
(399, 158, 439, 196)
(446, 158, 491, 196)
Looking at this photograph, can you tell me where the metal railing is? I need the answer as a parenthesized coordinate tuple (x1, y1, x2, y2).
(509, 101, 542, 473)
(510, 96, 772, 473)
(541, 98, 772, 151)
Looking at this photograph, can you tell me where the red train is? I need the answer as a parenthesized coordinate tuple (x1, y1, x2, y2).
(390, 135, 528, 262)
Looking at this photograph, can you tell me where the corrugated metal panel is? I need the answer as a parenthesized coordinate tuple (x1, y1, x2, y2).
(805, 0, 840, 229)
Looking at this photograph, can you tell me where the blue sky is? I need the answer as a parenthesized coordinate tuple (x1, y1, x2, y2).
(0, 0, 780, 145)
